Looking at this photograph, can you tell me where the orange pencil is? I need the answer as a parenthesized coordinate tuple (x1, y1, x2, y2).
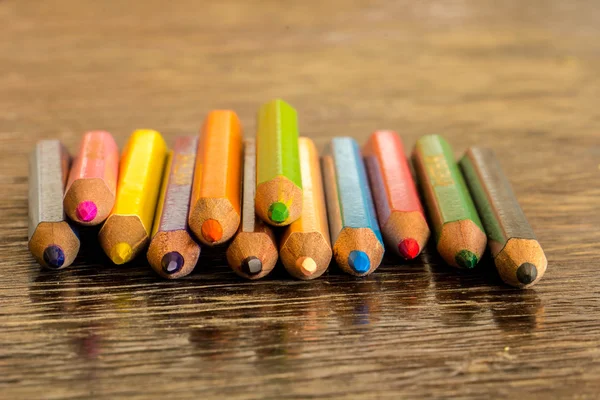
(64, 131, 119, 225)
(363, 131, 430, 260)
(189, 110, 243, 246)
(279, 137, 332, 280)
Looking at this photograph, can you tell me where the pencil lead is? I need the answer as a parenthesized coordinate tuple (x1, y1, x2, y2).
(296, 256, 317, 277)
(43, 245, 65, 269)
(517, 262, 538, 285)
(348, 250, 370, 274)
(455, 250, 478, 269)
(398, 238, 420, 260)
(201, 219, 223, 243)
(76, 201, 98, 222)
(241, 256, 262, 275)
(268, 202, 289, 223)
(161, 251, 184, 275)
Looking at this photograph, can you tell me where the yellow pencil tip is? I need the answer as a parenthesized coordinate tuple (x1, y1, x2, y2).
(111, 243, 132, 265)
(296, 257, 317, 277)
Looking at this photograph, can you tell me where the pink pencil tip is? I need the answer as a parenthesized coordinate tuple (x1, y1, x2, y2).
(398, 238, 420, 260)
(76, 201, 98, 222)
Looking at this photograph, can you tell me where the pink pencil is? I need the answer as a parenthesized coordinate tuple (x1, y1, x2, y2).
(64, 131, 119, 226)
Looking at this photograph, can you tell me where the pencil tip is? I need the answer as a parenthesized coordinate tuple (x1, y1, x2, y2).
(76, 201, 98, 222)
(201, 219, 223, 243)
(43, 245, 65, 269)
(268, 202, 289, 223)
(348, 250, 370, 274)
(241, 256, 262, 275)
(161, 251, 184, 275)
(398, 238, 420, 260)
(455, 250, 478, 269)
(111, 243, 132, 265)
(517, 262, 538, 285)
(296, 257, 317, 277)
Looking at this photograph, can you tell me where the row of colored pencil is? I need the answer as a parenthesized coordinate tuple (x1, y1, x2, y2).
(28, 99, 547, 288)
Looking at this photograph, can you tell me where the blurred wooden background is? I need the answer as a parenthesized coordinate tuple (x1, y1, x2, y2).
(1, 0, 599, 398)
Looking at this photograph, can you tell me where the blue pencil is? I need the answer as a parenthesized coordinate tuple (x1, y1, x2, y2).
(321, 137, 385, 276)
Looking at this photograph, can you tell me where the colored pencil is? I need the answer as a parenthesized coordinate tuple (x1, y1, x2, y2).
(280, 137, 332, 280)
(28, 140, 80, 269)
(363, 130, 430, 260)
(255, 99, 303, 226)
(147, 136, 201, 279)
(412, 135, 486, 269)
(63, 131, 119, 226)
(227, 139, 278, 280)
(460, 147, 547, 287)
(322, 137, 385, 276)
(189, 110, 242, 246)
(98, 130, 168, 265)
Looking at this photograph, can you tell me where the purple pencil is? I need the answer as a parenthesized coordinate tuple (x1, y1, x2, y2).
(147, 136, 201, 279)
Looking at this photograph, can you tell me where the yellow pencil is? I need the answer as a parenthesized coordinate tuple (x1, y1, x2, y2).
(280, 137, 332, 280)
(98, 130, 168, 264)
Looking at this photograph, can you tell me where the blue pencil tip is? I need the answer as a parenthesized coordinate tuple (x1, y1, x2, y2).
(348, 250, 370, 274)
(43, 245, 65, 269)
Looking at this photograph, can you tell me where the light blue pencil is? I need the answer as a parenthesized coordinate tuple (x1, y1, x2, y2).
(321, 137, 385, 276)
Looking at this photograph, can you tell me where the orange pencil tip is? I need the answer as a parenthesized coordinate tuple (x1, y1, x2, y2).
(201, 219, 223, 243)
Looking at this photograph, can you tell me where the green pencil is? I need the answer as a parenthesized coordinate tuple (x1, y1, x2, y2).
(412, 135, 486, 268)
(255, 99, 303, 226)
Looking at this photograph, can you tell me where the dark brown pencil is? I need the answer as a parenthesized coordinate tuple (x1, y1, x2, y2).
(226, 139, 278, 280)
(28, 140, 80, 269)
(147, 136, 201, 279)
(460, 147, 547, 288)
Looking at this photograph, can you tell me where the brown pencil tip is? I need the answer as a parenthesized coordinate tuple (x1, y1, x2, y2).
(398, 238, 420, 260)
(201, 219, 223, 243)
(517, 262, 538, 285)
(296, 257, 317, 277)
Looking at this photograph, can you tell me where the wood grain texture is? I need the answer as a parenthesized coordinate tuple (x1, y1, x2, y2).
(2, 0, 600, 398)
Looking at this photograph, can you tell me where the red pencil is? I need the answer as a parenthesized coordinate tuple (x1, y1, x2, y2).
(363, 131, 430, 259)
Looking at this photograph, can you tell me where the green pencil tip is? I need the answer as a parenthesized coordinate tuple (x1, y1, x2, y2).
(268, 202, 289, 223)
(455, 250, 478, 269)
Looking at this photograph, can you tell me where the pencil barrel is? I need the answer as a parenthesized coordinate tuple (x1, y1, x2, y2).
(98, 129, 168, 264)
(460, 147, 547, 287)
(255, 99, 303, 226)
(189, 111, 242, 245)
(412, 135, 486, 268)
(63, 131, 119, 225)
(363, 130, 430, 259)
(322, 137, 384, 276)
(28, 140, 79, 269)
(280, 137, 332, 280)
(227, 139, 278, 280)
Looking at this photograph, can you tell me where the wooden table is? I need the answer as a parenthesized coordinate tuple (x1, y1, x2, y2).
(2, 1, 599, 398)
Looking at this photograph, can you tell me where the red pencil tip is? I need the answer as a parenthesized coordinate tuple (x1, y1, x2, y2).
(398, 238, 420, 260)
